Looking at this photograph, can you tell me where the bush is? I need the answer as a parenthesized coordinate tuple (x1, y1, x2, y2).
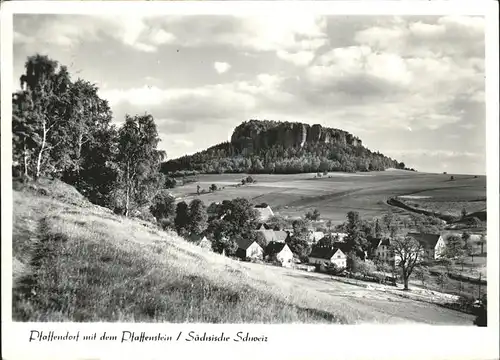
(165, 177, 177, 189)
(159, 218, 174, 230)
(209, 184, 218, 192)
(149, 190, 176, 222)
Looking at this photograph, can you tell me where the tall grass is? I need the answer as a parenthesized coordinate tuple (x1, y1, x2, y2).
(12, 186, 346, 323)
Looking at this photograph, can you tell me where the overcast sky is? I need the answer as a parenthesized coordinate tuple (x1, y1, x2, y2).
(13, 14, 486, 174)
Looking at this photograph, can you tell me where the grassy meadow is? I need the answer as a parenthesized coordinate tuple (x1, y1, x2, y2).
(12, 178, 475, 324)
(171, 170, 487, 224)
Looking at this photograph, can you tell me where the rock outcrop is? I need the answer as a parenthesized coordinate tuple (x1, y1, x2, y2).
(230, 120, 362, 153)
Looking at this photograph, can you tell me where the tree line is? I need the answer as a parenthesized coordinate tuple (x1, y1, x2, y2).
(12, 54, 167, 216)
(162, 141, 416, 175)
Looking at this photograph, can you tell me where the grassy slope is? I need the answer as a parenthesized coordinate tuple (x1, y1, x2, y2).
(12, 178, 474, 324)
(13, 179, 347, 323)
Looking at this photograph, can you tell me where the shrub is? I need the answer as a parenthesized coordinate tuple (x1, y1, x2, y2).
(149, 190, 176, 223)
(209, 184, 218, 192)
(165, 177, 177, 189)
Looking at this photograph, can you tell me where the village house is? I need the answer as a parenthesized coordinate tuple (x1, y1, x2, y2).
(235, 237, 263, 260)
(407, 233, 446, 260)
(265, 241, 294, 267)
(256, 223, 272, 230)
(369, 237, 396, 265)
(308, 231, 325, 243)
(329, 232, 348, 242)
(254, 204, 274, 222)
(188, 234, 212, 250)
(257, 229, 290, 243)
(308, 245, 347, 269)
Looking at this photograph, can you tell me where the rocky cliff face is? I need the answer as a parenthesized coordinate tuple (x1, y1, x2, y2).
(230, 120, 362, 153)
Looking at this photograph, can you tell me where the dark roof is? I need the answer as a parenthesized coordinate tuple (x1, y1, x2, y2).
(367, 236, 382, 250)
(309, 245, 344, 260)
(380, 238, 391, 246)
(256, 223, 272, 230)
(265, 241, 288, 256)
(257, 229, 289, 243)
(188, 233, 207, 243)
(235, 237, 260, 250)
(407, 233, 442, 248)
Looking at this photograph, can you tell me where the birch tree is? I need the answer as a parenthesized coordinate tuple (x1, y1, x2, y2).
(116, 114, 165, 216)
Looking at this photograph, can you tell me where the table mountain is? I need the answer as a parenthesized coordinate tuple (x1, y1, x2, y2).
(161, 120, 411, 175)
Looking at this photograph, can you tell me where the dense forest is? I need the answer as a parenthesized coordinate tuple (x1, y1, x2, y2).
(162, 120, 414, 175)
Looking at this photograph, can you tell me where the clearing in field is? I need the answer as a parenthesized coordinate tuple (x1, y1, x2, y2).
(171, 171, 486, 224)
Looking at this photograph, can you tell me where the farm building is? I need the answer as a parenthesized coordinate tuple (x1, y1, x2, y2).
(329, 232, 348, 242)
(265, 241, 294, 267)
(235, 237, 264, 260)
(188, 234, 212, 250)
(308, 246, 347, 269)
(254, 204, 274, 221)
(370, 237, 396, 265)
(407, 233, 446, 260)
(308, 231, 325, 243)
(257, 229, 290, 243)
(256, 223, 272, 230)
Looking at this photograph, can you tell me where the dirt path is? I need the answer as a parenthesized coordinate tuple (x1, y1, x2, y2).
(239, 262, 474, 325)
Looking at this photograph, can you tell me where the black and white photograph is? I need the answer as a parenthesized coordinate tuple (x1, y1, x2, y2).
(2, 2, 499, 358)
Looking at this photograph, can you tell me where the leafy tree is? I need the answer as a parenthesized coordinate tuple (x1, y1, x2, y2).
(267, 215, 290, 230)
(381, 211, 394, 234)
(149, 190, 176, 223)
(250, 231, 268, 249)
(374, 218, 382, 238)
(188, 199, 208, 235)
(346, 251, 363, 273)
(197, 184, 201, 195)
(359, 260, 376, 279)
(165, 177, 177, 189)
(209, 220, 238, 256)
(442, 234, 465, 261)
(414, 266, 430, 288)
(392, 235, 424, 290)
(286, 219, 311, 262)
(461, 207, 468, 219)
(305, 208, 321, 221)
(344, 211, 367, 259)
(436, 270, 449, 292)
(14, 54, 72, 179)
(209, 183, 218, 192)
(464, 240, 475, 262)
(287, 236, 310, 263)
(174, 201, 190, 235)
(325, 219, 333, 233)
(115, 114, 165, 216)
(477, 234, 486, 254)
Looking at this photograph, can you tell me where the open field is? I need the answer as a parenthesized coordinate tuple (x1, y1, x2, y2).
(12, 179, 474, 324)
(170, 170, 487, 224)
